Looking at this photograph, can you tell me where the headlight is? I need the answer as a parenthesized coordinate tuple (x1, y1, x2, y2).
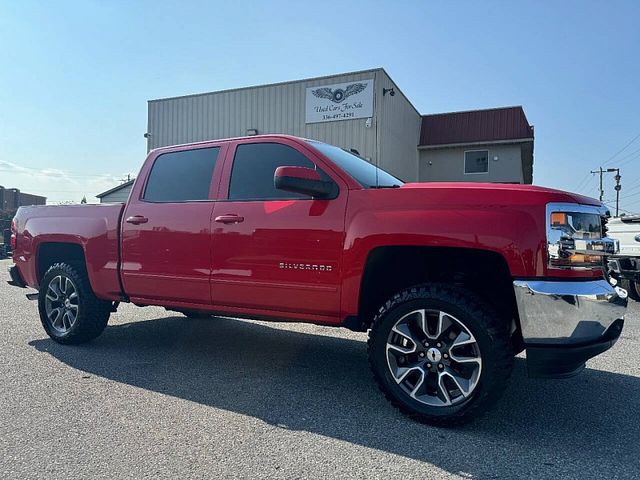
(546, 203, 618, 270)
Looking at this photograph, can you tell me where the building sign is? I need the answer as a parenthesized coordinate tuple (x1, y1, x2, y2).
(305, 79, 374, 123)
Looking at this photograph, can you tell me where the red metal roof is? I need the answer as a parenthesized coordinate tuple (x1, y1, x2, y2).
(419, 106, 534, 147)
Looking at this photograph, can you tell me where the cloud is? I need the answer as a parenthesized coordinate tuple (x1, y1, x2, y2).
(0, 159, 135, 203)
(0, 160, 77, 184)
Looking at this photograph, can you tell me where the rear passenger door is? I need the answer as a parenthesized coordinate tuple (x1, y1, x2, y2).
(121, 145, 224, 305)
(210, 140, 347, 322)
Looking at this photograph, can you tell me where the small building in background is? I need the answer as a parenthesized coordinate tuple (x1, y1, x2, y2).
(0, 186, 46, 210)
(96, 180, 134, 203)
(418, 106, 534, 184)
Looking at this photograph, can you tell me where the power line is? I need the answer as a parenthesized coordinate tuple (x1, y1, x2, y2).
(573, 172, 593, 192)
(622, 179, 640, 195)
(619, 189, 640, 200)
(602, 131, 640, 167)
(616, 150, 640, 170)
(577, 174, 597, 194)
(603, 202, 636, 215)
(574, 130, 640, 191)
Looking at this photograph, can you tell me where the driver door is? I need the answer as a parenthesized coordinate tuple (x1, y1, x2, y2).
(210, 139, 347, 322)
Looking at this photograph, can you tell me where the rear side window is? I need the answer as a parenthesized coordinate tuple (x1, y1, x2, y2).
(143, 147, 220, 202)
(228, 143, 330, 201)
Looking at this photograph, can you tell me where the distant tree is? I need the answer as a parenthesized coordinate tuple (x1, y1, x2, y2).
(81, 196, 87, 204)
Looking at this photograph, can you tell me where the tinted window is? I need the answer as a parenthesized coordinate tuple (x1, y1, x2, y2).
(464, 150, 489, 174)
(144, 147, 220, 202)
(308, 141, 403, 188)
(229, 143, 330, 200)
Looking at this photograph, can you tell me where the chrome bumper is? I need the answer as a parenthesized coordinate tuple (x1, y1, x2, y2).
(513, 279, 627, 345)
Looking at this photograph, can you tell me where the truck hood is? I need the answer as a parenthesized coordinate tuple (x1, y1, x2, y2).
(398, 182, 603, 208)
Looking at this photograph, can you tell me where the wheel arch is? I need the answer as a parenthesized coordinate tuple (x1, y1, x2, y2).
(37, 242, 87, 283)
(354, 246, 520, 340)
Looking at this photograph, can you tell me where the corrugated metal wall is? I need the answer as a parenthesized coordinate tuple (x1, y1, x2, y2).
(376, 70, 422, 182)
(148, 69, 384, 166)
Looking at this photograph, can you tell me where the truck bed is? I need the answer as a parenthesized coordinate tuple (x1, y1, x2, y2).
(12, 203, 125, 301)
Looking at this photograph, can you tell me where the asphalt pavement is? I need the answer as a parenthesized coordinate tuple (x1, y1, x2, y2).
(1, 258, 639, 479)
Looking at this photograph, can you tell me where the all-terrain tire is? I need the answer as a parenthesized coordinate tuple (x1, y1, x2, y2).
(368, 283, 513, 426)
(38, 262, 111, 344)
(620, 279, 640, 302)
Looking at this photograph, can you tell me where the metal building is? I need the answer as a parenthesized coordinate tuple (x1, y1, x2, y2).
(0, 186, 46, 210)
(146, 68, 534, 184)
(96, 180, 134, 203)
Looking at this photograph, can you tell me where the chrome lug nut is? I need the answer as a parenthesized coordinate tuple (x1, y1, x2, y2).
(426, 363, 432, 368)
(438, 363, 444, 369)
(423, 341, 429, 347)
(418, 352, 425, 358)
(436, 342, 442, 348)
(443, 353, 449, 359)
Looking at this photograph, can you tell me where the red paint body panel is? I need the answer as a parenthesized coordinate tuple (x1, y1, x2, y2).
(210, 138, 347, 321)
(12, 204, 124, 301)
(11, 134, 607, 327)
(119, 142, 227, 305)
(338, 183, 602, 319)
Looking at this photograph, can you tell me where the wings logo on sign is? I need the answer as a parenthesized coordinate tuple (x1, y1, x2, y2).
(305, 79, 374, 123)
(311, 83, 367, 103)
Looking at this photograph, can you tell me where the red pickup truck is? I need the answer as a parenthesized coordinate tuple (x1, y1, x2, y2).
(8, 135, 627, 425)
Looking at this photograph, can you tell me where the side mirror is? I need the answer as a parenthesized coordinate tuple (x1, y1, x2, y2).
(274, 166, 333, 198)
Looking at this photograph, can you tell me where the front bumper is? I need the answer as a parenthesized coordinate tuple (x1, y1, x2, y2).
(513, 279, 627, 378)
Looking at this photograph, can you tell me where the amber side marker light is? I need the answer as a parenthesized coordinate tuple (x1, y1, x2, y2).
(550, 212, 568, 226)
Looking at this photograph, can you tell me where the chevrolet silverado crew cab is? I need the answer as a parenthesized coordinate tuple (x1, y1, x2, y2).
(8, 135, 628, 425)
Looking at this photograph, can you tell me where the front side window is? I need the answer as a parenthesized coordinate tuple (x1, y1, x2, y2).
(228, 143, 332, 201)
(464, 150, 489, 174)
(308, 141, 403, 188)
(143, 147, 220, 202)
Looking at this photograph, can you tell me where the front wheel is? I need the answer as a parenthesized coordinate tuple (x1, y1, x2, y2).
(368, 284, 513, 426)
(38, 263, 111, 344)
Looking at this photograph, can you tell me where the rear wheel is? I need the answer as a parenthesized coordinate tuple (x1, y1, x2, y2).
(38, 263, 111, 344)
(368, 284, 513, 426)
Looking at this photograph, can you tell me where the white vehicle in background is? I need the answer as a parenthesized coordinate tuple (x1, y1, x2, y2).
(608, 215, 640, 301)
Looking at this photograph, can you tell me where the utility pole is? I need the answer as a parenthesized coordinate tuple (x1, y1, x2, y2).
(590, 167, 621, 215)
(590, 167, 607, 201)
(614, 169, 621, 217)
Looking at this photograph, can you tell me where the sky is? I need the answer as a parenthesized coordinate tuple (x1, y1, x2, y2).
(0, 1, 639, 212)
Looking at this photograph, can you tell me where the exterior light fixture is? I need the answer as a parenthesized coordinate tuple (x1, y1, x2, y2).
(382, 88, 395, 96)
(246, 129, 259, 136)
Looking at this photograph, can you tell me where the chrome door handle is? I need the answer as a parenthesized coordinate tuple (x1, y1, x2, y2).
(125, 215, 149, 225)
(214, 214, 244, 224)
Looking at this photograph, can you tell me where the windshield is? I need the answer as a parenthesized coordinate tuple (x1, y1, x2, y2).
(308, 141, 404, 188)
